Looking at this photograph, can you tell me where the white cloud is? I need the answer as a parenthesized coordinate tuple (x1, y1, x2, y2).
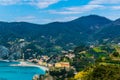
(53, 16, 78, 22)
(14, 15, 78, 24)
(41, 16, 78, 23)
(48, 10, 81, 15)
(89, 0, 120, 5)
(66, 5, 104, 12)
(34, 0, 60, 9)
(48, 0, 120, 15)
(0, 0, 64, 8)
(15, 15, 37, 22)
(49, 5, 104, 15)
(0, 0, 20, 5)
(89, 0, 120, 10)
(31, 0, 67, 9)
(111, 6, 120, 10)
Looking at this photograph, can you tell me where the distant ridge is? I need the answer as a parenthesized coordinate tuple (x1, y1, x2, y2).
(0, 14, 119, 50)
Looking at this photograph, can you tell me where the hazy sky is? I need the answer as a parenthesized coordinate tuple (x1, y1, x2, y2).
(0, 0, 120, 24)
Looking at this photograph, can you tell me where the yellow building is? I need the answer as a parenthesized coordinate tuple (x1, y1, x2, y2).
(55, 63, 62, 68)
(55, 62, 70, 68)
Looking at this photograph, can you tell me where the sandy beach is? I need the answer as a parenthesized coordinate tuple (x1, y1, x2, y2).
(0, 59, 10, 62)
(10, 61, 49, 71)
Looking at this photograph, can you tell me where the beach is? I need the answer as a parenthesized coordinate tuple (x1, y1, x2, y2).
(10, 61, 49, 71)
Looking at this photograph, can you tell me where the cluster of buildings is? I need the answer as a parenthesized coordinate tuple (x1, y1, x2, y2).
(37, 57, 70, 68)
(28, 53, 74, 69)
(27, 49, 76, 69)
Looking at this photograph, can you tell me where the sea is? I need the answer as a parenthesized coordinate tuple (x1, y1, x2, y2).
(0, 61, 45, 80)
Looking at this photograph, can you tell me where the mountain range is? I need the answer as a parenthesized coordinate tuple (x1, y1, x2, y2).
(0, 15, 120, 52)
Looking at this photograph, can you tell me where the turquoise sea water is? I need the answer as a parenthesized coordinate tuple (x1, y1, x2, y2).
(0, 61, 45, 80)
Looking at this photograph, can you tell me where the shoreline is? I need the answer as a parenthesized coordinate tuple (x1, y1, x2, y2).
(0, 59, 49, 72)
(0, 59, 10, 62)
(10, 61, 49, 72)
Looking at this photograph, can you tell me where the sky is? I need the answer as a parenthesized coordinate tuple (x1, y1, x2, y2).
(0, 0, 120, 24)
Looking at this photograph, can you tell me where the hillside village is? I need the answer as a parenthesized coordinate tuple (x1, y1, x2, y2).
(30, 42, 120, 80)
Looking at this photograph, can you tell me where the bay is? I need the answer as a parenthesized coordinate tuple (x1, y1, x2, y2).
(0, 61, 45, 80)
